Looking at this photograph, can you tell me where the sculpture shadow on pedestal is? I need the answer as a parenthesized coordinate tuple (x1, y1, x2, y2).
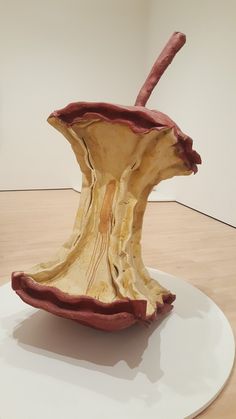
(12, 309, 166, 376)
(3, 309, 170, 404)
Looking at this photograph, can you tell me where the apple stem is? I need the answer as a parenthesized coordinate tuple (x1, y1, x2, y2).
(134, 32, 186, 107)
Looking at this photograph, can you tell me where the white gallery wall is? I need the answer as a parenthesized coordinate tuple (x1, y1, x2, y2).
(147, 0, 236, 226)
(0, 0, 149, 190)
(1, 0, 236, 226)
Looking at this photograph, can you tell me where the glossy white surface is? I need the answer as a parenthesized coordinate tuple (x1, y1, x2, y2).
(0, 268, 234, 419)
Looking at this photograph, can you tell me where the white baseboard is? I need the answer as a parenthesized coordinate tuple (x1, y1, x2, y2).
(148, 190, 174, 202)
(72, 185, 81, 193)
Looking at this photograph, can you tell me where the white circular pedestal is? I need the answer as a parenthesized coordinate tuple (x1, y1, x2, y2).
(0, 268, 234, 419)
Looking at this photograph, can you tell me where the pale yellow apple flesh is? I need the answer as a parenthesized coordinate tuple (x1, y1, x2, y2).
(26, 118, 192, 317)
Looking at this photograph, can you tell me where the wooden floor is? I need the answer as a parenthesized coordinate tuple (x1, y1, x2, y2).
(1, 189, 235, 418)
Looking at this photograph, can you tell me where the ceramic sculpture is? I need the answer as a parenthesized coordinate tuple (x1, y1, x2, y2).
(12, 32, 201, 331)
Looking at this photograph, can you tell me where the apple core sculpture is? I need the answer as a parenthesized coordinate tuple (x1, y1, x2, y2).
(12, 32, 201, 331)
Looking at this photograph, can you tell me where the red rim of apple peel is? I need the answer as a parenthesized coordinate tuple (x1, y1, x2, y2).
(49, 101, 201, 174)
(12, 272, 175, 332)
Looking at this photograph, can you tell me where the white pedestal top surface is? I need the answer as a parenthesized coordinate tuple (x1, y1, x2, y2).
(0, 268, 234, 419)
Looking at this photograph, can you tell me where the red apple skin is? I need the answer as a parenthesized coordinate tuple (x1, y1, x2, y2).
(12, 271, 175, 332)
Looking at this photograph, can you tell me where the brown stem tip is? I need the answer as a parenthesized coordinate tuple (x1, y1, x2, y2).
(135, 32, 186, 107)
